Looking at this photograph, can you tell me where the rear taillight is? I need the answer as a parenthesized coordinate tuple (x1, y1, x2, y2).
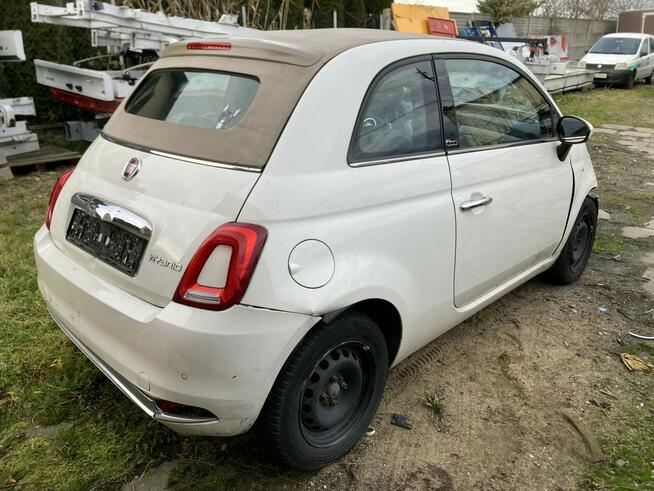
(45, 167, 75, 230)
(174, 223, 267, 311)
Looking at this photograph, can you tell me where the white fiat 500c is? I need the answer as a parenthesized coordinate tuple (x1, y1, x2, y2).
(35, 29, 598, 469)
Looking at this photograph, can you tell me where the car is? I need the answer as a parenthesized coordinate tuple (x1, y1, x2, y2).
(34, 29, 598, 470)
(578, 32, 654, 88)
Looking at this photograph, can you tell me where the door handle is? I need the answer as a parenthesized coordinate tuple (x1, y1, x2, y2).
(460, 196, 493, 211)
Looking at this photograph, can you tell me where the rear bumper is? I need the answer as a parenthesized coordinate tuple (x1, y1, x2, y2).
(34, 226, 319, 436)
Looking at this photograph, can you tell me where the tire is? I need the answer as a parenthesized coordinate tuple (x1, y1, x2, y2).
(624, 72, 635, 89)
(261, 311, 388, 470)
(645, 71, 653, 85)
(546, 197, 598, 285)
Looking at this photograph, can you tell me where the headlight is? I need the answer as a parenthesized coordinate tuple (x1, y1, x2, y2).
(578, 60, 586, 68)
(614, 63, 629, 70)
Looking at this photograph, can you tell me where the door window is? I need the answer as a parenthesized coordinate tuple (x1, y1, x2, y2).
(349, 59, 441, 163)
(639, 39, 649, 57)
(443, 59, 555, 149)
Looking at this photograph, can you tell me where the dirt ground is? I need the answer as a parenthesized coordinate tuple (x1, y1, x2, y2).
(175, 126, 653, 491)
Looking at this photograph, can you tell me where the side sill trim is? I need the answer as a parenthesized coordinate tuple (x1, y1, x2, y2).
(48, 307, 218, 425)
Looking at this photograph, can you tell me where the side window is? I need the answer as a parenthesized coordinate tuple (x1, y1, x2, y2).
(640, 39, 649, 57)
(349, 59, 441, 163)
(444, 59, 555, 150)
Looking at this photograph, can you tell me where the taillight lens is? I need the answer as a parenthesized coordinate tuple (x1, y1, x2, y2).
(45, 167, 75, 229)
(174, 223, 267, 311)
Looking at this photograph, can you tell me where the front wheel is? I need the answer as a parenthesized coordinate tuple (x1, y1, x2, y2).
(624, 72, 635, 89)
(261, 312, 388, 470)
(546, 197, 598, 284)
(645, 71, 653, 85)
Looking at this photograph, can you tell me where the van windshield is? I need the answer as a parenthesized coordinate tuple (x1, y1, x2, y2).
(589, 37, 641, 55)
(125, 69, 259, 130)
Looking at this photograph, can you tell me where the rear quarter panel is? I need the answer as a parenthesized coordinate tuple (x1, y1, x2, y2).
(239, 40, 464, 362)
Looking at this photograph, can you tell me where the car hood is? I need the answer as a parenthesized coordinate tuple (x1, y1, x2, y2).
(581, 53, 636, 65)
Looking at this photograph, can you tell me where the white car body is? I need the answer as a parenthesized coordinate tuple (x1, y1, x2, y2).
(34, 30, 597, 442)
(579, 32, 654, 84)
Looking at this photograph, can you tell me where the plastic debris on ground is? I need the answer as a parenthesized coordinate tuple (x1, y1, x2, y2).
(390, 413, 412, 429)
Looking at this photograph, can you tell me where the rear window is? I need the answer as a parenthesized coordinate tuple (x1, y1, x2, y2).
(125, 69, 258, 130)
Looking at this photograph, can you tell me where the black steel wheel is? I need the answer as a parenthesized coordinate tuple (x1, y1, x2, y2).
(261, 311, 388, 470)
(546, 196, 598, 284)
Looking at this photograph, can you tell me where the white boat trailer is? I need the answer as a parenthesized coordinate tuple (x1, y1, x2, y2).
(0, 31, 39, 181)
(524, 59, 596, 94)
(30, 1, 248, 141)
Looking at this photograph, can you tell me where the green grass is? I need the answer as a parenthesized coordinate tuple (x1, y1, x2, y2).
(586, 345, 654, 490)
(554, 84, 654, 128)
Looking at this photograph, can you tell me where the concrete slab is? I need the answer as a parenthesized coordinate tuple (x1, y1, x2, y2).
(619, 131, 653, 139)
(602, 124, 633, 131)
(633, 127, 654, 134)
(121, 460, 179, 491)
(598, 209, 611, 220)
(645, 219, 654, 230)
(593, 128, 617, 135)
(643, 251, 654, 265)
(623, 226, 654, 239)
(0, 166, 13, 182)
(642, 269, 654, 297)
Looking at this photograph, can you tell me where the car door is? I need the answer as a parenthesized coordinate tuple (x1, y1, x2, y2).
(635, 38, 650, 79)
(435, 56, 573, 307)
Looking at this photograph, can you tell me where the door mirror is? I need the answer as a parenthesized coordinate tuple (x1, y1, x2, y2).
(556, 116, 592, 161)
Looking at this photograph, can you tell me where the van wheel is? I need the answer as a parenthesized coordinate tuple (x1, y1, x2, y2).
(624, 72, 635, 89)
(546, 197, 597, 285)
(261, 312, 388, 470)
(645, 71, 653, 85)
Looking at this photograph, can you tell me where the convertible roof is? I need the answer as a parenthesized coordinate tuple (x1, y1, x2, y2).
(104, 29, 434, 169)
(161, 29, 432, 67)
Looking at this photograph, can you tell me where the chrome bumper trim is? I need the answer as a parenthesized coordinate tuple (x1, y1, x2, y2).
(48, 307, 218, 425)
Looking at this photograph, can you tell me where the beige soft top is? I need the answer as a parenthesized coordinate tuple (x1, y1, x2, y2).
(103, 29, 430, 169)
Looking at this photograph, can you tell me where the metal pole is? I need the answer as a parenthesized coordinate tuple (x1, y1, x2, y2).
(379, 13, 384, 29)
(333, 9, 337, 28)
(241, 5, 247, 27)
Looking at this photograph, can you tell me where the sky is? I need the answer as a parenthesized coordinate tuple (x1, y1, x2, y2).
(396, 0, 479, 13)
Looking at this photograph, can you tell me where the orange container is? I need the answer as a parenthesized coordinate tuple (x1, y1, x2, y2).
(427, 17, 457, 38)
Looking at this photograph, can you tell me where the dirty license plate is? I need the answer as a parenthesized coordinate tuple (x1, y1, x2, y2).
(66, 208, 147, 276)
(594, 73, 608, 79)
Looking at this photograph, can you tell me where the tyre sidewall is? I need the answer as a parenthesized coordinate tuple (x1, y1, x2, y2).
(561, 198, 598, 281)
(274, 315, 388, 469)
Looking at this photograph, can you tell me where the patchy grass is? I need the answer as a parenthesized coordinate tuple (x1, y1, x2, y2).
(554, 84, 654, 128)
(421, 391, 444, 418)
(586, 345, 654, 490)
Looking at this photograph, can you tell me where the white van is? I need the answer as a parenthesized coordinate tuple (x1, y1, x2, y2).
(579, 32, 654, 88)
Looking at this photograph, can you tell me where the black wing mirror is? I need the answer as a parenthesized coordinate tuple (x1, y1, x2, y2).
(556, 115, 592, 161)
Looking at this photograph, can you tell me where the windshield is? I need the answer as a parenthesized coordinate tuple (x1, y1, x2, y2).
(589, 37, 641, 55)
(125, 69, 258, 130)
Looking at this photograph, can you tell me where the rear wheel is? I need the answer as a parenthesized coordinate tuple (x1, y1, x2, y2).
(546, 197, 597, 284)
(645, 71, 653, 85)
(261, 312, 388, 470)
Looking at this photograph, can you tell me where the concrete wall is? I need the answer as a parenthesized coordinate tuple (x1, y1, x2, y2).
(450, 13, 617, 60)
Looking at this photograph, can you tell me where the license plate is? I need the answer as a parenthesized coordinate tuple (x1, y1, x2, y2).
(594, 73, 608, 79)
(66, 208, 147, 276)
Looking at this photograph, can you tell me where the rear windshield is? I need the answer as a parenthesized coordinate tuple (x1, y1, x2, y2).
(589, 37, 641, 55)
(125, 69, 258, 130)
